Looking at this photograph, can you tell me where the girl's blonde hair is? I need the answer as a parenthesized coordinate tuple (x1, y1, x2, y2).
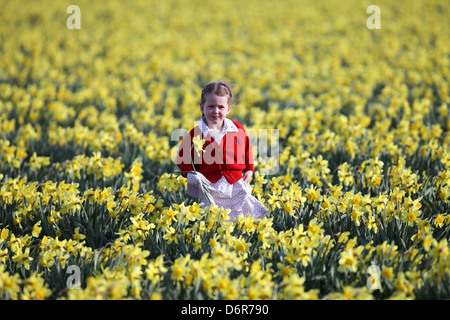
(200, 81, 234, 107)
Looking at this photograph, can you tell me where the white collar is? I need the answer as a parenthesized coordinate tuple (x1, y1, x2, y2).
(199, 116, 238, 143)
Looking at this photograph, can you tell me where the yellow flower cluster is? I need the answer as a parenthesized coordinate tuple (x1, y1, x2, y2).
(64, 152, 124, 181)
(0, 0, 449, 300)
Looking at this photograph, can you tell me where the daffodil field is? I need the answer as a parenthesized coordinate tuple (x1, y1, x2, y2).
(0, 0, 449, 300)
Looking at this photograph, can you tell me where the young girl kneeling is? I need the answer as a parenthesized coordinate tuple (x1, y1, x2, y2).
(176, 81, 267, 221)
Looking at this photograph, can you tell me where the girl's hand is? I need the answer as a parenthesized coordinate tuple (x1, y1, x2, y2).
(243, 170, 253, 183)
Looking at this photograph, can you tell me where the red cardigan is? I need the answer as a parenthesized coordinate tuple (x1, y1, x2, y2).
(176, 120, 254, 184)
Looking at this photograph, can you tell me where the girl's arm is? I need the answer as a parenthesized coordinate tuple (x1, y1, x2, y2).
(175, 132, 195, 176)
(244, 129, 254, 174)
(243, 128, 254, 183)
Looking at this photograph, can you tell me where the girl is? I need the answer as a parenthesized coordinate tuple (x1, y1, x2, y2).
(176, 81, 267, 221)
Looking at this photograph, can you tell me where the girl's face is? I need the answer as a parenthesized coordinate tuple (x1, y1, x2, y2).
(200, 93, 231, 129)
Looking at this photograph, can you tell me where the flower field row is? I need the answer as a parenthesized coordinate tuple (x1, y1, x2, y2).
(0, 0, 449, 299)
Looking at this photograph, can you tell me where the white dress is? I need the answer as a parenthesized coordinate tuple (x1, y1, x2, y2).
(186, 117, 267, 222)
